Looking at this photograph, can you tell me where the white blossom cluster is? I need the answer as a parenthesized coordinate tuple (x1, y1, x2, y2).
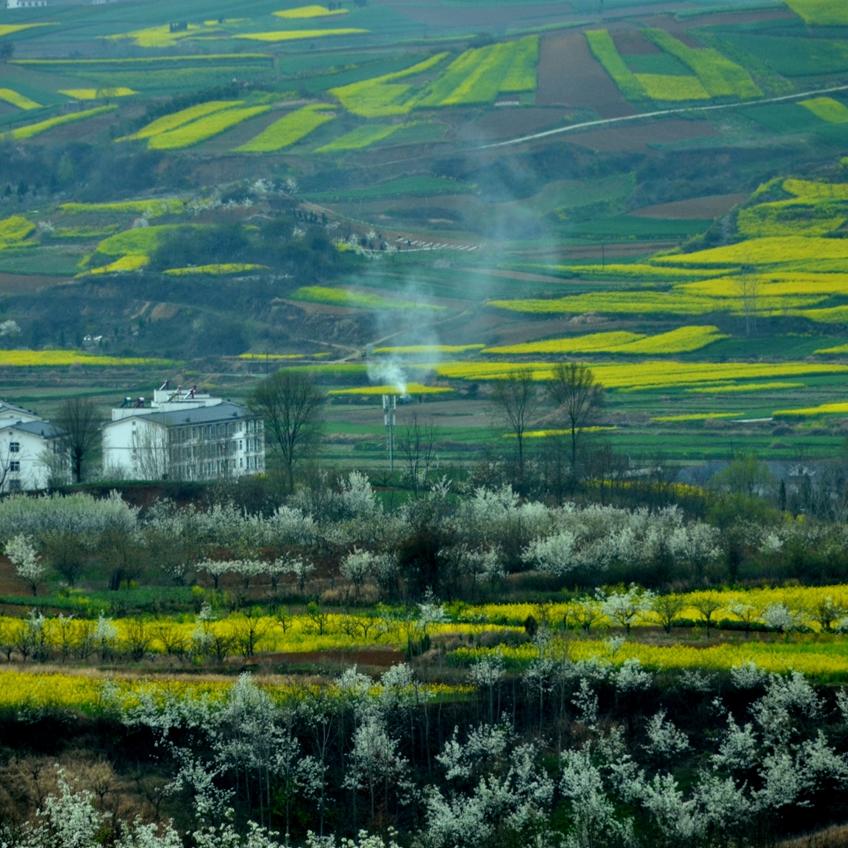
(6, 665, 848, 848)
(4, 480, 847, 600)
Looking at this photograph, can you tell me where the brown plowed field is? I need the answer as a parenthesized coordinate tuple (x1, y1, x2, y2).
(470, 106, 565, 141)
(568, 117, 715, 152)
(537, 31, 633, 115)
(0, 274, 68, 294)
(632, 192, 747, 219)
(612, 29, 662, 55)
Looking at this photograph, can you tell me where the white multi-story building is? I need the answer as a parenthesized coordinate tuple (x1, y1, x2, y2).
(102, 383, 265, 481)
(0, 402, 67, 492)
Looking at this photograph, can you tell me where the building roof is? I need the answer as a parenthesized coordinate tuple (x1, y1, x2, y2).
(0, 420, 63, 439)
(107, 401, 254, 429)
(0, 400, 39, 418)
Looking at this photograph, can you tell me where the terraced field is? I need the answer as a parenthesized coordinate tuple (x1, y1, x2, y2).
(586, 27, 758, 104)
(236, 104, 335, 152)
(1, 0, 848, 464)
(785, 0, 848, 25)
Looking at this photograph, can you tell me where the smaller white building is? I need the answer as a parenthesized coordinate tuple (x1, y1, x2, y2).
(102, 383, 265, 482)
(0, 413, 67, 492)
(5, 0, 49, 8)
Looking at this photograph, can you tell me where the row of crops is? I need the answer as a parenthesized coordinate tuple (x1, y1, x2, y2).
(586, 27, 760, 105)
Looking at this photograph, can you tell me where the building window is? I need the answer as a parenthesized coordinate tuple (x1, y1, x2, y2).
(9, 442, 19, 453)
(8, 480, 21, 491)
(9, 461, 20, 472)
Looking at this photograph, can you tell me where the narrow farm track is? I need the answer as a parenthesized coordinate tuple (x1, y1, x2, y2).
(480, 82, 848, 150)
(348, 303, 481, 362)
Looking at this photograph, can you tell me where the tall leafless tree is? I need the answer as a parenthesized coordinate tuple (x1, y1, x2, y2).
(548, 362, 603, 476)
(250, 369, 324, 491)
(398, 412, 436, 495)
(490, 368, 538, 483)
(132, 424, 168, 480)
(55, 397, 101, 484)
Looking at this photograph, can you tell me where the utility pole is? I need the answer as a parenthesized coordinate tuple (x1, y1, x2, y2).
(383, 394, 397, 471)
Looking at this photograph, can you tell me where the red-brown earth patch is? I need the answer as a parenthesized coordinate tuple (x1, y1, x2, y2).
(567, 116, 715, 152)
(0, 274, 69, 294)
(632, 192, 747, 219)
(537, 31, 634, 115)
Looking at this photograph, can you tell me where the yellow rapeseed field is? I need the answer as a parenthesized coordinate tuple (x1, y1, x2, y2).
(3, 105, 115, 141)
(0, 88, 40, 110)
(635, 73, 710, 101)
(487, 326, 725, 356)
(293, 285, 443, 311)
(80, 255, 149, 275)
(123, 101, 242, 142)
(0, 668, 472, 715)
(149, 105, 271, 150)
(682, 272, 848, 299)
(61, 88, 135, 100)
(457, 585, 848, 632)
(316, 123, 407, 153)
(652, 236, 848, 268)
(817, 343, 848, 354)
(330, 383, 452, 396)
(0, 349, 168, 367)
(774, 402, 848, 417)
(60, 198, 184, 217)
(0, 216, 35, 249)
(0, 24, 52, 38)
(784, 178, 848, 201)
(330, 54, 448, 118)
(238, 28, 367, 42)
(434, 360, 848, 390)
(453, 640, 848, 681)
(274, 5, 348, 18)
(105, 21, 236, 48)
(784, 0, 848, 25)
(236, 104, 335, 153)
(164, 263, 267, 276)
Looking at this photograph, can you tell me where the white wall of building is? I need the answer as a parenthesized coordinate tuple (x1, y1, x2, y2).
(102, 417, 167, 480)
(103, 410, 265, 482)
(0, 427, 57, 492)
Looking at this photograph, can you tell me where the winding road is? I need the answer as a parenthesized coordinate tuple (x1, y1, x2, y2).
(480, 82, 848, 150)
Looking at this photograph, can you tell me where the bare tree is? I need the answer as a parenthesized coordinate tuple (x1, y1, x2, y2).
(548, 362, 603, 477)
(490, 368, 538, 483)
(132, 424, 168, 480)
(38, 444, 71, 489)
(398, 412, 436, 495)
(250, 370, 323, 491)
(55, 398, 101, 484)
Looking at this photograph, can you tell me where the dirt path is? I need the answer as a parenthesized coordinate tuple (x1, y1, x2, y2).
(482, 82, 848, 150)
(358, 303, 480, 357)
